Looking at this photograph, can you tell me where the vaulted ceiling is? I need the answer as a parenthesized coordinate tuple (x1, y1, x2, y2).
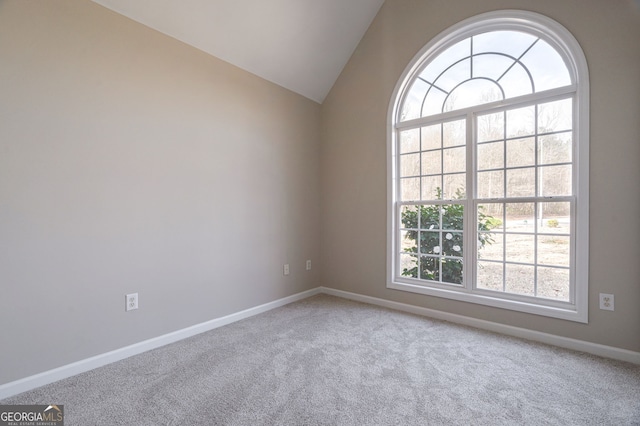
(91, 0, 385, 103)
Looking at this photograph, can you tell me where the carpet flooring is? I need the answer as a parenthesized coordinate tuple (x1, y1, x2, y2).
(3, 294, 640, 425)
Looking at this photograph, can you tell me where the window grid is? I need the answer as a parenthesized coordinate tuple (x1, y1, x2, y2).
(397, 92, 575, 298)
(397, 206, 466, 285)
(418, 37, 545, 116)
(475, 199, 573, 301)
(389, 11, 588, 322)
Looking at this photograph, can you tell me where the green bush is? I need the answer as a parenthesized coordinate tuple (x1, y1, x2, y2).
(547, 219, 559, 228)
(400, 189, 495, 284)
(485, 217, 503, 229)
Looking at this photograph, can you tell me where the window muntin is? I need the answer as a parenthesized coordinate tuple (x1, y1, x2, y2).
(399, 30, 572, 122)
(389, 11, 588, 322)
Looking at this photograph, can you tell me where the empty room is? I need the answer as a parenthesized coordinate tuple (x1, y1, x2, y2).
(1, 0, 639, 424)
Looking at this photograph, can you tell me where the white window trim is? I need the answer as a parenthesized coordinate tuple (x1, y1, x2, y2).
(387, 10, 589, 323)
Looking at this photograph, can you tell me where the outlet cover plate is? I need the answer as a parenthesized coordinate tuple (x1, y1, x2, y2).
(599, 293, 614, 311)
(126, 293, 139, 311)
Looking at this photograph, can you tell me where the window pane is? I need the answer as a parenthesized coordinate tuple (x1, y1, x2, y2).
(400, 153, 420, 177)
(478, 202, 503, 233)
(399, 129, 420, 153)
(538, 235, 570, 266)
(443, 231, 464, 256)
(473, 53, 514, 81)
(420, 38, 470, 83)
(520, 40, 572, 92)
(478, 142, 504, 170)
(443, 147, 466, 173)
(539, 202, 571, 232)
(539, 132, 572, 165)
(505, 264, 535, 296)
(419, 256, 440, 281)
(400, 230, 418, 252)
(422, 124, 441, 150)
(477, 261, 503, 291)
(421, 176, 441, 201)
(400, 254, 418, 278)
(420, 231, 440, 254)
(506, 167, 535, 198)
(539, 165, 572, 196)
(423, 88, 448, 116)
(477, 170, 504, 199)
(506, 106, 535, 138)
(422, 151, 441, 175)
(400, 204, 418, 229)
(443, 119, 466, 147)
(473, 30, 538, 58)
(506, 137, 535, 167)
(418, 205, 441, 230)
(538, 98, 572, 133)
(500, 63, 534, 98)
(478, 232, 503, 261)
(445, 79, 502, 111)
(505, 234, 535, 263)
(442, 204, 464, 230)
(443, 174, 466, 200)
(400, 78, 429, 122)
(505, 203, 535, 233)
(442, 258, 463, 284)
(437, 58, 471, 93)
(478, 202, 503, 270)
(537, 267, 570, 301)
(477, 112, 504, 142)
(401, 177, 420, 201)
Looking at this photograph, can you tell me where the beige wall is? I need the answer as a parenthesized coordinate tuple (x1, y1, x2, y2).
(0, 0, 321, 385)
(321, 0, 640, 352)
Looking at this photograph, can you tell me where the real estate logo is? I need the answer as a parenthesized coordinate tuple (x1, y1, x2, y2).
(0, 405, 64, 426)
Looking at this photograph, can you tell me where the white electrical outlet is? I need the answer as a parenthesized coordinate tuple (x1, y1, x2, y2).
(599, 293, 614, 311)
(126, 293, 139, 311)
(306, 260, 312, 271)
(283, 264, 290, 276)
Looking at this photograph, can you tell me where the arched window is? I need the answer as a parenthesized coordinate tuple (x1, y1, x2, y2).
(387, 10, 589, 322)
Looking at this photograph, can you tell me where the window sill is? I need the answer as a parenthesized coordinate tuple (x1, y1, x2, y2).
(387, 279, 587, 323)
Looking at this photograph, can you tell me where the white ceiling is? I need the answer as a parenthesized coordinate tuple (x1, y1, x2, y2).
(91, 0, 385, 103)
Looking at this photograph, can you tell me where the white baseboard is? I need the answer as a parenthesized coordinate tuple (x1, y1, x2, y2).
(0, 287, 322, 400)
(319, 286, 640, 365)
(2, 285, 638, 400)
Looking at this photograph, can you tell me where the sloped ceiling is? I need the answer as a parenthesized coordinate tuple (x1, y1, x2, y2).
(91, 0, 385, 103)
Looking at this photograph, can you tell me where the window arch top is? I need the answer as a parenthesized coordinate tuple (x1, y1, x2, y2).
(399, 29, 573, 122)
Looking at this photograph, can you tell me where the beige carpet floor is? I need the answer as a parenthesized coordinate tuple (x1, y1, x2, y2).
(3, 294, 640, 425)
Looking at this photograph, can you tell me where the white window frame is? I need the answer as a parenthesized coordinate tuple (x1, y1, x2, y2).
(387, 10, 589, 323)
